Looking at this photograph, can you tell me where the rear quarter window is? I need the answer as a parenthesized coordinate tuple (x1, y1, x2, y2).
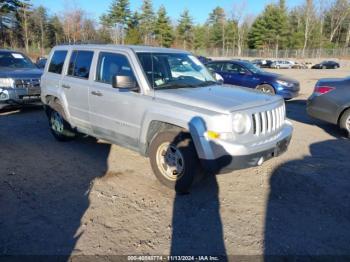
(48, 50, 68, 74)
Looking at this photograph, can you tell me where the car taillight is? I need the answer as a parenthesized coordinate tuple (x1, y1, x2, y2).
(314, 86, 335, 95)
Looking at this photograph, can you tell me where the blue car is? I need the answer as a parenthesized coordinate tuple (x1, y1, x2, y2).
(206, 60, 300, 99)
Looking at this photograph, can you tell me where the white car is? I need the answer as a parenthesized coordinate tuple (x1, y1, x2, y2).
(271, 60, 294, 69)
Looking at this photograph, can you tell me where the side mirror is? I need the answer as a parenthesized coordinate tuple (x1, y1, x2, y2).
(35, 61, 45, 69)
(215, 73, 224, 85)
(112, 75, 138, 90)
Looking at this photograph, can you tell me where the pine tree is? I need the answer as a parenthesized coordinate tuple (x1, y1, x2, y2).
(139, 0, 155, 45)
(207, 7, 226, 50)
(46, 15, 65, 47)
(193, 25, 207, 51)
(100, 0, 131, 44)
(248, 2, 288, 52)
(177, 9, 193, 49)
(125, 11, 142, 44)
(154, 5, 173, 47)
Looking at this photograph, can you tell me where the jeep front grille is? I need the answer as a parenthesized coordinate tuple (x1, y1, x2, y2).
(14, 79, 40, 89)
(252, 104, 285, 136)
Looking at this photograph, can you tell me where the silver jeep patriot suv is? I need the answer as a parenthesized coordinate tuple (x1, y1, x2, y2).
(41, 45, 293, 192)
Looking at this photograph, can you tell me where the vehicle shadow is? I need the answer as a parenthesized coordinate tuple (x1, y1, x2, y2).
(0, 109, 111, 256)
(0, 104, 43, 115)
(170, 117, 231, 258)
(285, 99, 348, 138)
(264, 139, 350, 258)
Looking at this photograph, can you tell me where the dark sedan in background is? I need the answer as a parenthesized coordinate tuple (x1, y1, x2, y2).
(311, 60, 340, 69)
(251, 59, 274, 68)
(206, 60, 300, 99)
(307, 77, 350, 134)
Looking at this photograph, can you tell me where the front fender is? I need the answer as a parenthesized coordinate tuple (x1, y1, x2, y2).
(139, 111, 213, 161)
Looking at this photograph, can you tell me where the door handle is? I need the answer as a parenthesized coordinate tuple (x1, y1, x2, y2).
(62, 84, 71, 89)
(91, 91, 103, 97)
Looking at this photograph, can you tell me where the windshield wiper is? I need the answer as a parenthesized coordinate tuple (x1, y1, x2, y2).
(155, 83, 196, 90)
(194, 80, 218, 87)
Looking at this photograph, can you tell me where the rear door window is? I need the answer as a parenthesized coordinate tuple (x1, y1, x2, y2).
(67, 50, 94, 79)
(207, 63, 223, 71)
(48, 50, 68, 74)
(223, 63, 241, 73)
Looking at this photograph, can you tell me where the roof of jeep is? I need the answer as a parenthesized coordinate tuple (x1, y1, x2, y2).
(53, 44, 190, 54)
(0, 49, 24, 53)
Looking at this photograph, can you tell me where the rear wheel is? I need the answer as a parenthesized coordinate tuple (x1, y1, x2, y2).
(339, 109, 350, 135)
(149, 131, 201, 193)
(256, 84, 276, 95)
(48, 105, 76, 141)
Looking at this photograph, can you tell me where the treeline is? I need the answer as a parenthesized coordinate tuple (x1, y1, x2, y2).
(1, 0, 350, 57)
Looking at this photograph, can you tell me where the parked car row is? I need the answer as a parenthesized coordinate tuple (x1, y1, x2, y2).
(251, 58, 340, 69)
(1, 46, 349, 193)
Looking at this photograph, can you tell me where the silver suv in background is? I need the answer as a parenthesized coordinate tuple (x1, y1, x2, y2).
(41, 45, 293, 192)
(0, 49, 42, 109)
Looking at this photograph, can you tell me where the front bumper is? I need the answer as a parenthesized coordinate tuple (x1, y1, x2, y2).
(275, 84, 300, 100)
(198, 121, 293, 174)
(0, 88, 41, 107)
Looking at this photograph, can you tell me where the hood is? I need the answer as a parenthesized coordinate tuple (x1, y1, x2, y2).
(257, 71, 280, 79)
(276, 75, 299, 84)
(258, 71, 299, 84)
(0, 68, 43, 79)
(154, 85, 281, 114)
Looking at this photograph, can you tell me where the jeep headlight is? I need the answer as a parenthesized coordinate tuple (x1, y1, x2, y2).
(232, 113, 250, 134)
(0, 78, 14, 88)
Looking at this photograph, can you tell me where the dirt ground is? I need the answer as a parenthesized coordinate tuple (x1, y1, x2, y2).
(1, 68, 350, 258)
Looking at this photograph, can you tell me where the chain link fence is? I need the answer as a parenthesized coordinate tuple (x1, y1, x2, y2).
(194, 48, 350, 59)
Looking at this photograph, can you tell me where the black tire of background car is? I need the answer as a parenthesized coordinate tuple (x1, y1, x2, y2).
(339, 108, 350, 134)
(148, 131, 201, 193)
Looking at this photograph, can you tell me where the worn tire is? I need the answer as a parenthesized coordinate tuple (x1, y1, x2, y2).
(256, 84, 276, 95)
(47, 103, 76, 142)
(339, 108, 350, 135)
(149, 131, 201, 193)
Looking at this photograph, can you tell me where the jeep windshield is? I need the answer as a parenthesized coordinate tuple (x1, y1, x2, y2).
(0, 51, 36, 69)
(137, 52, 216, 89)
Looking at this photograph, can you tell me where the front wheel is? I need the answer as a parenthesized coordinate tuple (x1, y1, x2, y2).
(149, 131, 201, 193)
(339, 109, 350, 135)
(256, 84, 276, 95)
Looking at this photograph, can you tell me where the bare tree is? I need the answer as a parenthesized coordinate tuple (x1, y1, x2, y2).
(19, 2, 31, 53)
(302, 0, 314, 57)
(231, 0, 247, 56)
(316, 0, 329, 49)
(329, 0, 350, 42)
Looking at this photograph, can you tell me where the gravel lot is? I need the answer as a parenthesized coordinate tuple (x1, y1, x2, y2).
(1, 68, 350, 258)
